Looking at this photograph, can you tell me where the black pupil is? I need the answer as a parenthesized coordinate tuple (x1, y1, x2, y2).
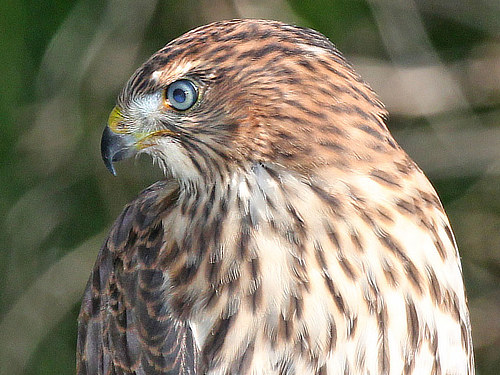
(173, 88, 186, 103)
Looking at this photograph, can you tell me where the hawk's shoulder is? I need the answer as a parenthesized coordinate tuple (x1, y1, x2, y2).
(77, 180, 199, 374)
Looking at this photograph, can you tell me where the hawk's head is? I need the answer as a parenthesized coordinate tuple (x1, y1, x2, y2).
(102, 19, 391, 183)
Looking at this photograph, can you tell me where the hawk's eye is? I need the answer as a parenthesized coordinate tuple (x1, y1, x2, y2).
(165, 80, 198, 111)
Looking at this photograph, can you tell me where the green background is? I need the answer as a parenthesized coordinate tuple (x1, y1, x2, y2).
(1, 0, 499, 373)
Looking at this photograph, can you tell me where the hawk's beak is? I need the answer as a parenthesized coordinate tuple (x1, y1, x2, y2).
(101, 106, 175, 175)
(101, 125, 137, 176)
(101, 106, 137, 176)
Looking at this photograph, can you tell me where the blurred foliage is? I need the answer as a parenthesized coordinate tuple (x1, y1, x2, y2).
(0, 0, 499, 374)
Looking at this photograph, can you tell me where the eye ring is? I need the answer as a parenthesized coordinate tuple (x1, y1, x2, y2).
(165, 79, 198, 111)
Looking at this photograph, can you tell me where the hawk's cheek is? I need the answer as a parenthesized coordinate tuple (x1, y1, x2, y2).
(135, 130, 176, 150)
(101, 125, 137, 176)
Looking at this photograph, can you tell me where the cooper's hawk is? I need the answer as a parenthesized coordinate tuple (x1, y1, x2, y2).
(77, 19, 474, 374)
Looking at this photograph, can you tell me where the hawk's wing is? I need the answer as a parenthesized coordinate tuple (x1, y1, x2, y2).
(77, 181, 198, 375)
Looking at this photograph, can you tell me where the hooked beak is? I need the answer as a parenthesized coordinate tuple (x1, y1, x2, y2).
(100, 105, 138, 176)
(101, 125, 137, 176)
(100, 105, 175, 175)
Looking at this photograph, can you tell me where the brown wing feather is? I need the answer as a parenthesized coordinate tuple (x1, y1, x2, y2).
(77, 181, 198, 374)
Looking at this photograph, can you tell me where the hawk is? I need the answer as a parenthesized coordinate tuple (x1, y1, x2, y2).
(77, 19, 474, 374)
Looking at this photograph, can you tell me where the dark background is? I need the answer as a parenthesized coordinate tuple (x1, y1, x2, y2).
(1, 0, 499, 373)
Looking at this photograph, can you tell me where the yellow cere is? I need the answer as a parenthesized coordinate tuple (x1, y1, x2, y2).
(108, 106, 125, 133)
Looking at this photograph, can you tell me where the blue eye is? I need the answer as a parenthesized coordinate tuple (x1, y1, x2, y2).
(166, 79, 198, 110)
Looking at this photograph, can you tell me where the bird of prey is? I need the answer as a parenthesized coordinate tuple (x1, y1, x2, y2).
(77, 19, 474, 375)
